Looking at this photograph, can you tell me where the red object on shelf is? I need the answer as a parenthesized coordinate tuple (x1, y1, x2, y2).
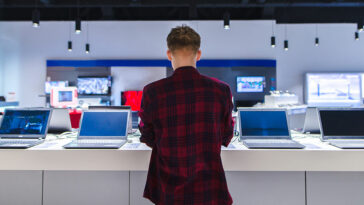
(122, 91, 143, 111)
(69, 109, 82, 129)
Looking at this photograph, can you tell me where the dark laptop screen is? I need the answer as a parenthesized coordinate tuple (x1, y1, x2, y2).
(240, 110, 290, 139)
(79, 111, 128, 139)
(320, 110, 364, 138)
(0, 110, 50, 135)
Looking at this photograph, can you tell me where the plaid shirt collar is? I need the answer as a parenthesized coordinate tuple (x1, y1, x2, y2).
(172, 66, 200, 76)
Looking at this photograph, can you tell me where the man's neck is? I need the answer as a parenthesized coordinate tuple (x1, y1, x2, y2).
(172, 62, 196, 71)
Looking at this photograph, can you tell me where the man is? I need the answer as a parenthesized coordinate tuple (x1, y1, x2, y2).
(139, 25, 234, 205)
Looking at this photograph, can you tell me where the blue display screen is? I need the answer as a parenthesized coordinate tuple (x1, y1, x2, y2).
(0, 110, 50, 135)
(237, 76, 264, 93)
(58, 91, 73, 102)
(79, 111, 128, 139)
(240, 110, 289, 139)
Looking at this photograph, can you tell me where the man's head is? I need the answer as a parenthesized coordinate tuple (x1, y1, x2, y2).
(166, 25, 201, 69)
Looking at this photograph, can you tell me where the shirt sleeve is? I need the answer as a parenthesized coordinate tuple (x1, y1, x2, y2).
(221, 85, 234, 147)
(138, 86, 155, 148)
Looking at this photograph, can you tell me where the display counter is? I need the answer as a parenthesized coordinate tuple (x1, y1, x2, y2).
(1, 134, 364, 205)
(0, 140, 356, 171)
(0, 134, 363, 171)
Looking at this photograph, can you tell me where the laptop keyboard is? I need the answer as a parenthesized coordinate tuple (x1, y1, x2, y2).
(75, 139, 126, 144)
(329, 140, 364, 147)
(244, 139, 297, 144)
(0, 139, 41, 144)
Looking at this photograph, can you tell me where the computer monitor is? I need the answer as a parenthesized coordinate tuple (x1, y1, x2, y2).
(78, 110, 129, 140)
(50, 87, 78, 108)
(121, 91, 143, 111)
(77, 76, 112, 95)
(45, 81, 69, 94)
(0, 109, 51, 138)
(306, 73, 362, 107)
(239, 109, 290, 140)
(319, 109, 364, 140)
(237, 76, 265, 93)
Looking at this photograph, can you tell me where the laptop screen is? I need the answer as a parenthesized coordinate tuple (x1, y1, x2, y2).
(320, 110, 364, 139)
(79, 111, 128, 139)
(240, 110, 290, 139)
(0, 110, 50, 137)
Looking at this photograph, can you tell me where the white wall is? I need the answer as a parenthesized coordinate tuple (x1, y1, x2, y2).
(111, 67, 166, 106)
(275, 24, 364, 102)
(0, 21, 364, 106)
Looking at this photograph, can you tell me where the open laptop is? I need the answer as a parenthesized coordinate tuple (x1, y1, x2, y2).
(63, 110, 129, 149)
(319, 108, 364, 149)
(302, 107, 321, 134)
(88, 105, 133, 133)
(48, 108, 72, 134)
(0, 108, 52, 149)
(238, 108, 305, 149)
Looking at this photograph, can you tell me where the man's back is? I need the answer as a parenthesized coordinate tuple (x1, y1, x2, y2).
(139, 66, 234, 205)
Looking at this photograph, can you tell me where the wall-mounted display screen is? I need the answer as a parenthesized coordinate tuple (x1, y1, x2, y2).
(306, 73, 361, 106)
(45, 81, 68, 94)
(77, 76, 112, 95)
(237, 76, 265, 93)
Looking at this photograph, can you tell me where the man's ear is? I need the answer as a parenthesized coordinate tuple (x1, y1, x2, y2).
(196, 50, 202, 61)
(167, 50, 173, 61)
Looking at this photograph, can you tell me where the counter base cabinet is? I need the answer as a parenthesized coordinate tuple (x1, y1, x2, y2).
(43, 171, 129, 205)
(4, 170, 364, 205)
(0, 171, 43, 205)
(226, 171, 306, 205)
(129, 171, 306, 205)
(307, 172, 364, 205)
(130, 171, 154, 205)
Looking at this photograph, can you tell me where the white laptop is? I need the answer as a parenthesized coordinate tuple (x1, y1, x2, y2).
(302, 107, 321, 134)
(238, 108, 305, 149)
(48, 108, 72, 134)
(63, 110, 129, 149)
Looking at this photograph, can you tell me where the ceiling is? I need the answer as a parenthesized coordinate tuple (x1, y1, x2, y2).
(1, 0, 364, 24)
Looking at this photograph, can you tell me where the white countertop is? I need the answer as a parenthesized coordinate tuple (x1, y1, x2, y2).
(0, 132, 363, 171)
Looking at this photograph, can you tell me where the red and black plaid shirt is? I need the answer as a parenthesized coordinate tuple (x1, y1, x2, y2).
(139, 66, 234, 205)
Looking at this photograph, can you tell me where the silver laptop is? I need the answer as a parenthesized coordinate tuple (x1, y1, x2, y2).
(0, 108, 52, 149)
(302, 107, 321, 134)
(48, 108, 72, 134)
(88, 106, 133, 134)
(63, 110, 129, 149)
(319, 108, 364, 149)
(238, 108, 305, 149)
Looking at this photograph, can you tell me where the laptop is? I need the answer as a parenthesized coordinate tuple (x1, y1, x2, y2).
(0, 108, 52, 149)
(88, 106, 133, 133)
(302, 107, 321, 134)
(319, 108, 364, 149)
(131, 111, 139, 129)
(63, 110, 129, 149)
(48, 108, 72, 134)
(238, 108, 305, 149)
